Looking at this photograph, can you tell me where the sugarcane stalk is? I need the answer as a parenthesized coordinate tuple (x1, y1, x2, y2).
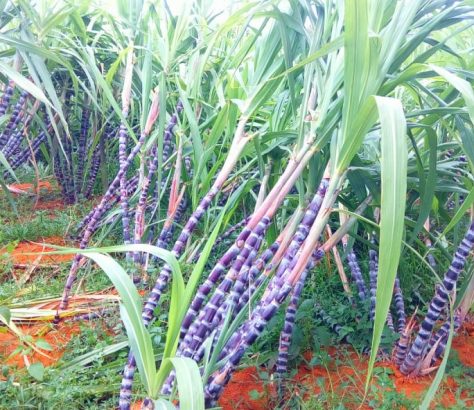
(132, 92, 162, 263)
(276, 267, 309, 397)
(400, 219, 474, 375)
(0, 90, 28, 150)
(0, 80, 14, 117)
(368, 244, 378, 321)
(118, 45, 135, 252)
(191, 216, 251, 262)
(393, 312, 417, 366)
(218, 212, 304, 361)
(427, 270, 474, 364)
(76, 100, 90, 192)
(393, 276, 406, 333)
(181, 216, 271, 359)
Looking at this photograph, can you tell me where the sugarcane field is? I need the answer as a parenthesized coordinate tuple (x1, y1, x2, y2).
(1, 0, 474, 409)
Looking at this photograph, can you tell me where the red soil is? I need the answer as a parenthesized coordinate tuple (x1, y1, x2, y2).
(2, 236, 73, 265)
(219, 325, 474, 410)
(451, 322, 474, 367)
(9, 181, 53, 193)
(0, 323, 81, 369)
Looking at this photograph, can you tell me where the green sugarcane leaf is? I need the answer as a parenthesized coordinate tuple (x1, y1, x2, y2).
(456, 117, 474, 167)
(169, 357, 204, 410)
(341, 0, 370, 134)
(430, 65, 474, 125)
(154, 357, 204, 410)
(154, 399, 176, 410)
(272, 35, 344, 79)
(0, 151, 18, 182)
(366, 96, 407, 391)
(177, 87, 205, 180)
(409, 127, 437, 243)
(0, 61, 51, 107)
(0, 306, 11, 324)
(336, 96, 378, 173)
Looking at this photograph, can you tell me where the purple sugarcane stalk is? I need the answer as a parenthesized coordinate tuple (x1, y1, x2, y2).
(54, 152, 68, 200)
(204, 186, 366, 404)
(117, 45, 135, 250)
(386, 312, 395, 332)
(0, 80, 14, 117)
(234, 241, 281, 316)
(368, 247, 378, 321)
(213, 238, 272, 329)
(62, 133, 76, 204)
(179, 154, 316, 346)
(161, 233, 268, 396)
(400, 220, 474, 375)
(144, 102, 184, 249)
(8, 131, 45, 170)
(133, 110, 171, 263)
(274, 180, 328, 281)
(393, 314, 417, 366)
(131, 92, 162, 266)
(76, 105, 90, 192)
(1, 130, 23, 160)
(276, 268, 309, 396)
(155, 195, 188, 250)
(0, 90, 28, 149)
(184, 154, 193, 178)
(192, 216, 251, 262)
(76, 176, 139, 235)
(345, 249, 369, 302)
(178, 224, 260, 352)
(181, 217, 271, 359)
(393, 277, 406, 333)
(128, 122, 317, 408)
(83, 147, 102, 199)
(133, 153, 160, 260)
(118, 123, 132, 246)
(161, 100, 183, 166)
(315, 301, 344, 337)
(427, 311, 462, 365)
